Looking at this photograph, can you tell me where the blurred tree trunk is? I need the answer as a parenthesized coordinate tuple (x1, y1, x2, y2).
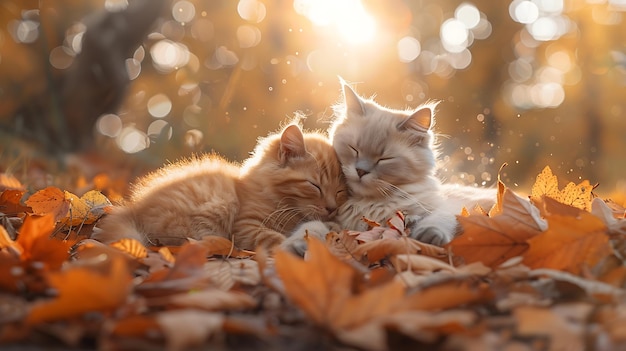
(10, 0, 167, 157)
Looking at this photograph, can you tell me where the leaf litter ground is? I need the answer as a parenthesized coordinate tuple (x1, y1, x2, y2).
(1, 166, 626, 350)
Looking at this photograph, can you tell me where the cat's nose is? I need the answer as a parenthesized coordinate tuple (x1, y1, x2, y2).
(356, 168, 369, 178)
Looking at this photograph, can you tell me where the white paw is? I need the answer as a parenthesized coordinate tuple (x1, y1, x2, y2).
(280, 220, 331, 256)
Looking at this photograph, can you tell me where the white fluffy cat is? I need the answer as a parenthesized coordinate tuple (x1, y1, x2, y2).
(283, 82, 495, 254)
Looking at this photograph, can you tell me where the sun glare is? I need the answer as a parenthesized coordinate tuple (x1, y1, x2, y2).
(294, 0, 376, 44)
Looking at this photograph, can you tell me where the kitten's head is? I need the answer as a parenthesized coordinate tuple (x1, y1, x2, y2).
(242, 124, 347, 228)
(329, 83, 438, 199)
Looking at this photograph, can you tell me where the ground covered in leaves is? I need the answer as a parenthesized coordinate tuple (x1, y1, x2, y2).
(1, 166, 626, 351)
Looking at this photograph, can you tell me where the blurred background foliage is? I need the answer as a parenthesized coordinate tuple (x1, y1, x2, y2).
(0, 0, 625, 196)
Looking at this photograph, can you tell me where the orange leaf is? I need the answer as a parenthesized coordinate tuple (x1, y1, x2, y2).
(354, 237, 445, 263)
(275, 238, 405, 330)
(448, 189, 546, 268)
(402, 279, 494, 311)
(26, 255, 133, 325)
(17, 214, 73, 270)
(0, 225, 22, 257)
(0, 190, 31, 215)
(24, 187, 69, 222)
(523, 209, 611, 274)
(0, 251, 21, 293)
(136, 242, 210, 297)
(193, 236, 255, 258)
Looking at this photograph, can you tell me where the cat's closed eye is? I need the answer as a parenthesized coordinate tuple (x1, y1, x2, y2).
(348, 145, 359, 156)
(308, 181, 322, 194)
(377, 157, 394, 164)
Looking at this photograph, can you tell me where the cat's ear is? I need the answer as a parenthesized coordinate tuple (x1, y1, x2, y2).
(342, 83, 366, 116)
(399, 107, 433, 132)
(279, 125, 307, 163)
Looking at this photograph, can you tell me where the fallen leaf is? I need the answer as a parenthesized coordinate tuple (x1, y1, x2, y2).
(531, 166, 593, 211)
(0, 190, 31, 215)
(391, 254, 457, 274)
(110, 238, 148, 259)
(0, 173, 25, 191)
(136, 242, 211, 297)
(353, 211, 406, 242)
(402, 279, 494, 311)
(156, 310, 224, 351)
(17, 214, 74, 270)
(523, 209, 610, 274)
(24, 187, 69, 222)
(274, 238, 406, 330)
(0, 224, 23, 257)
(63, 190, 112, 226)
(355, 237, 446, 264)
(514, 304, 592, 351)
(192, 236, 255, 258)
(448, 189, 546, 268)
(151, 288, 257, 311)
(488, 163, 507, 217)
(203, 259, 261, 290)
(26, 254, 133, 325)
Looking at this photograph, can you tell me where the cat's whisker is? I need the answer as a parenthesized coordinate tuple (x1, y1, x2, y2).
(374, 180, 433, 215)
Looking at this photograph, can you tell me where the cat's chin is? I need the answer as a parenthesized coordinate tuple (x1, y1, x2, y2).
(346, 181, 380, 199)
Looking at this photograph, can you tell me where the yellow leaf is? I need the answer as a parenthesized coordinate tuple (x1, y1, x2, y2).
(558, 180, 593, 211)
(110, 238, 148, 259)
(530, 166, 593, 211)
(64, 191, 93, 226)
(63, 190, 112, 226)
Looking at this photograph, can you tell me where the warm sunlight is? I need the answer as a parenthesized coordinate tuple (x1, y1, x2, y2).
(293, 0, 376, 44)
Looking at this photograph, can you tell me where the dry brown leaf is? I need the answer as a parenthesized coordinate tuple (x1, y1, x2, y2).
(136, 242, 211, 297)
(192, 236, 255, 258)
(153, 288, 257, 311)
(274, 237, 406, 330)
(24, 187, 70, 222)
(355, 237, 446, 264)
(514, 304, 592, 351)
(203, 259, 261, 290)
(155, 310, 224, 351)
(488, 163, 507, 217)
(324, 230, 360, 261)
(523, 210, 611, 275)
(26, 255, 133, 325)
(402, 279, 494, 311)
(391, 254, 457, 273)
(0, 190, 31, 215)
(386, 309, 479, 342)
(448, 189, 546, 268)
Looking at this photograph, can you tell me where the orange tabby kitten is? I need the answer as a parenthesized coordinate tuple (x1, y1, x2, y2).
(93, 124, 347, 251)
